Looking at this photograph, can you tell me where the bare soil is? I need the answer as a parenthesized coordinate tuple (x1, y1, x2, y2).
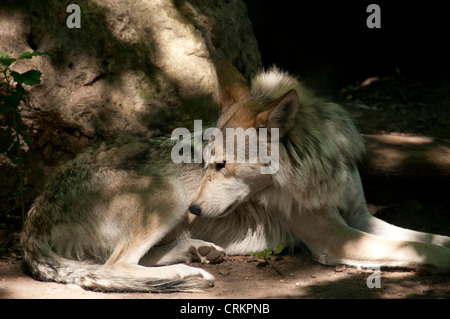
(1, 242, 450, 299)
(1, 76, 450, 299)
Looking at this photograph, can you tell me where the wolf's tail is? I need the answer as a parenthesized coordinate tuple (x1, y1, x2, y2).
(21, 210, 213, 293)
(21, 242, 214, 293)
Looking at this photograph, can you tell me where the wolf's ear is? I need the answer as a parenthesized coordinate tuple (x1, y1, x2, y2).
(255, 89, 299, 137)
(216, 60, 251, 112)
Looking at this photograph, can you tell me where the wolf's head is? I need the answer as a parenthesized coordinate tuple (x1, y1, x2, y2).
(189, 61, 300, 218)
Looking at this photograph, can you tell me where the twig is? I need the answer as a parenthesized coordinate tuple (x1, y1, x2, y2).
(395, 87, 408, 103)
(270, 263, 285, 277)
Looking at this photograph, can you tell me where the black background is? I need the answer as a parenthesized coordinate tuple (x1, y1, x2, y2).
(244, 1, 449, 96)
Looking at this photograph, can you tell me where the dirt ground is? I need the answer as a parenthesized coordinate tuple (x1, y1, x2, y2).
(1, 75, 450, 299)
(1, 241, 450, 299)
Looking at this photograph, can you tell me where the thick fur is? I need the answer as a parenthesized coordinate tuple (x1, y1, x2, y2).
(21, 61, 450, 293)
(21, 137, 222, 292)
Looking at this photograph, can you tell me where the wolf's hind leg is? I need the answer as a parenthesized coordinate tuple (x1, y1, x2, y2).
(288, 207, 450, 273)
(139, 238, 226, 266)
(97, 177, 216, 291)
(347, 205, 450, 248)
(342, 169, 450, 248)
(100, 215, 216, 291)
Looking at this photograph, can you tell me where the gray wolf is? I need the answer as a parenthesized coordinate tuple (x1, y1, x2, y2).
(21, 61, 450, 292)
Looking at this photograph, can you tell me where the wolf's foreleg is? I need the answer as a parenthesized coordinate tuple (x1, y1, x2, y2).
(139, 237, 226, 266)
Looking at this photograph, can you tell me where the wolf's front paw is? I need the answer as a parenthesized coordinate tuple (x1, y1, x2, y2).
(189, 244, 226, 264)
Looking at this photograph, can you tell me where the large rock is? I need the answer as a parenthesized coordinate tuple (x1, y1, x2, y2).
(0, 0, 262, 220)
(1, 0, 261, 147)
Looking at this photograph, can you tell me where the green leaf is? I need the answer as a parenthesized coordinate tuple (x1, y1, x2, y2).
(18, 124, 28, 132)
(2, 92, 23, 109)
(0, 56, 16, 67)
(23, 136, 33, 146)
(0, 103, 8, 114)
(0, 51, 13, 58)
(19, 51, 52, 59)
(10, 70, 42, 86)
(11, 156, 25, 165)
(274, 242, 287, 255)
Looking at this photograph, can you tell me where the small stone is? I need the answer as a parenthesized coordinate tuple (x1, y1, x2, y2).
(335, 265, 346, 272)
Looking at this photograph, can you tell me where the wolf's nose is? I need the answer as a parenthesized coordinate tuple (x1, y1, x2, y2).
(189, 204, 202, 216)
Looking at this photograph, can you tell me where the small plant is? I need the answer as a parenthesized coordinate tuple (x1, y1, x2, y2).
(249, 242, 286, 276)
(0, 50, 50, 225)
(346, 81, 360, 92)
(395, 67, 405, 80)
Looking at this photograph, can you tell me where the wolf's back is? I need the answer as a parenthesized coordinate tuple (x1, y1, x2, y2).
(19, 136, 207, 293)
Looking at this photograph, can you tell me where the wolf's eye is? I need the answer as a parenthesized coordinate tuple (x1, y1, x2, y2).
(216, 161, 226, 170)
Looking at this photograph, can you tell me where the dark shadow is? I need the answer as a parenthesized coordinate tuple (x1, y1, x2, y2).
(259, 248, 450, 299)
(0, 288, 11, 299)
(269, 270, 450, 299)
(244, 1, 450, 97)
(360, 136, 450, 207)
